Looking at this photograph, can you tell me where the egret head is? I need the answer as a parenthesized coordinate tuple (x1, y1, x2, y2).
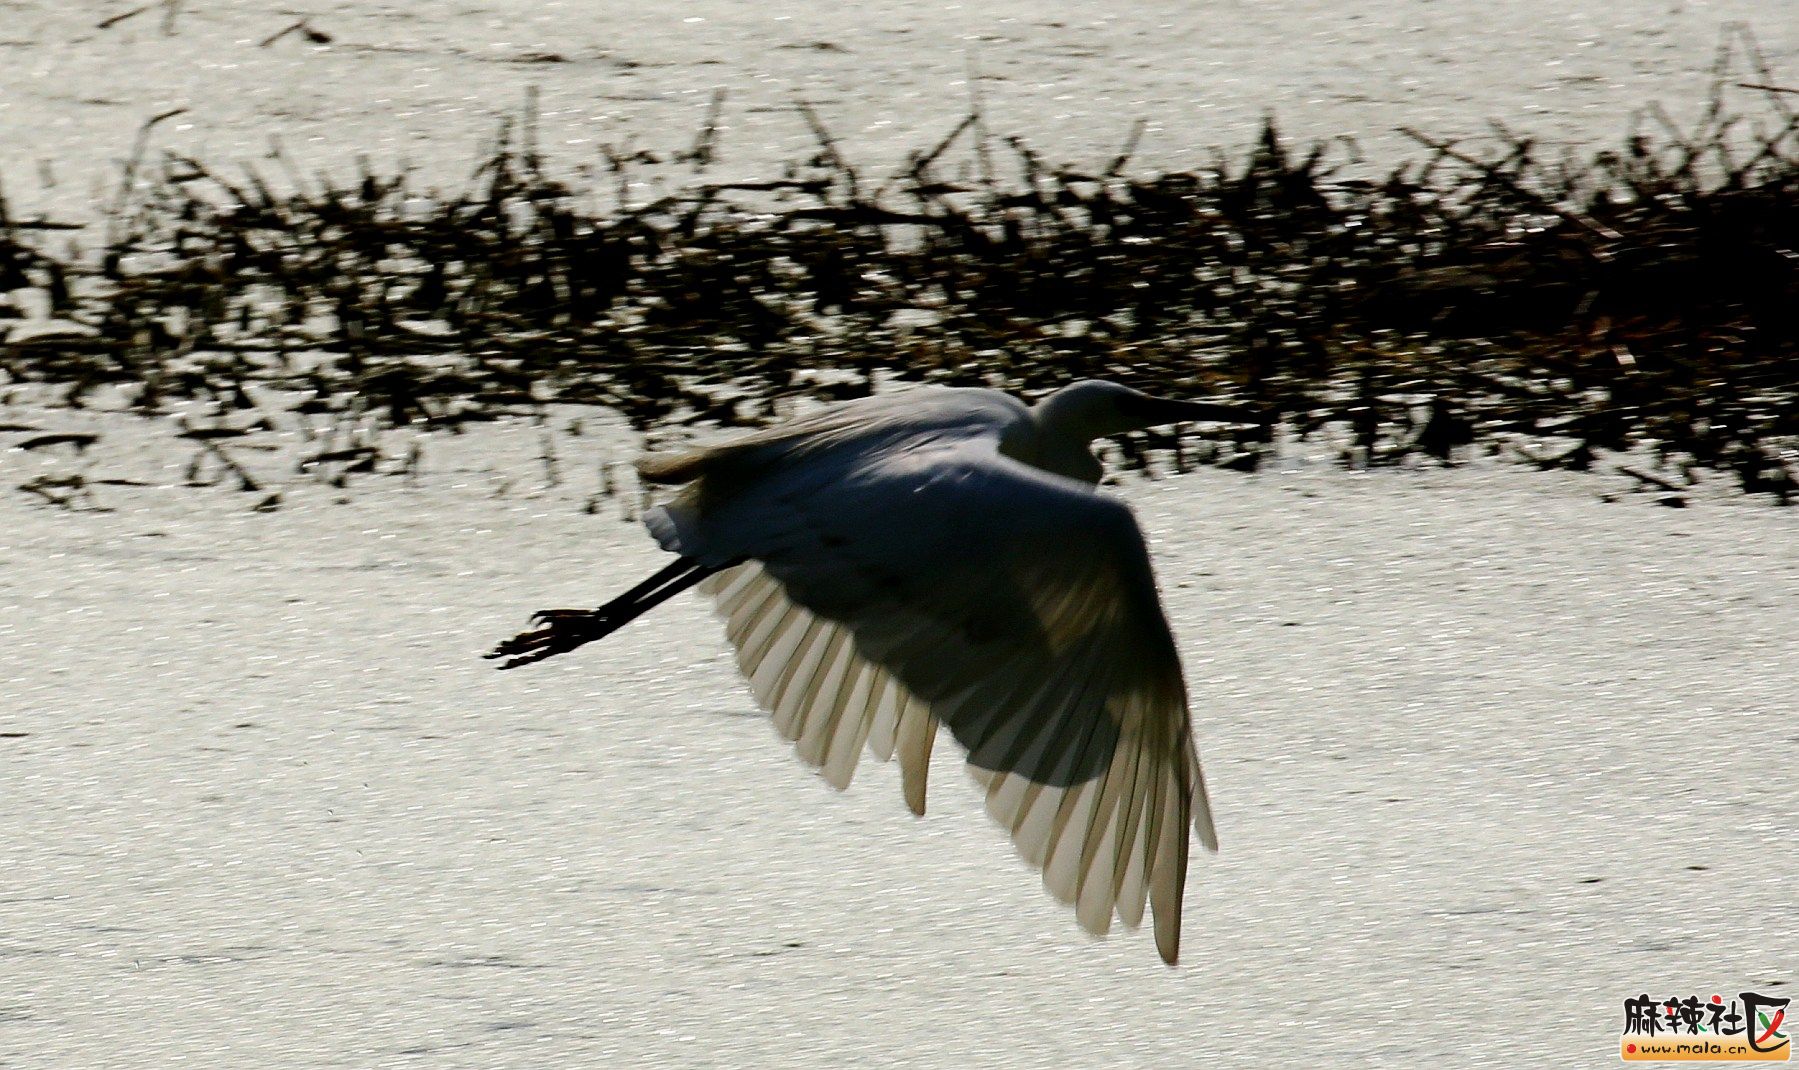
(1032, 380, 1258, 444)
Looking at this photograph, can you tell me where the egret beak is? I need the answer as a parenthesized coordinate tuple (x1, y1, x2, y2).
(1130, 395, 1267, 428)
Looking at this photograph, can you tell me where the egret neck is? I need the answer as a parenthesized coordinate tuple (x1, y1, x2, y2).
(1021, 380, 1262, 484)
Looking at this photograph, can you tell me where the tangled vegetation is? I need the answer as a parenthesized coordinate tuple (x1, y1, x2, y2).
(2, 54, 1795, 504)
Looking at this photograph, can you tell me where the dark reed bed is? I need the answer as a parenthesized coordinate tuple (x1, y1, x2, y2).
(2, 68, 1795, 506)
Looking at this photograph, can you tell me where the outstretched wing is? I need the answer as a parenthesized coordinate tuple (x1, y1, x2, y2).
(661, 446, 1216, 964)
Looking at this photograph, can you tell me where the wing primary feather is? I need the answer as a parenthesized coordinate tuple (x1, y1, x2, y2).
(1150, 770, 1190, 965)
(729, 577, 793, 659)
(1042, 780, 1100, 908)
(1072, 745, 1136, 927)
(1076, 791, 1122, 935)
(1035, 662, 1124, 908)
(767, 617, 832, 737)
(1108, 735, 1154, 923)
(1188, 742, 1219, 852)
(749, 611, 817, 721)
(843, 661, 889, 760)
(706, 563, 760, 605)
(1118, 763, 1162, 931)
(741, 594, 804, 672)
(815, 636, 877, 789)
(805, 638, 886, 787)
(795, 630, 854, 772)
(716, 566, 776, 626)
(894, 696, 936, 817)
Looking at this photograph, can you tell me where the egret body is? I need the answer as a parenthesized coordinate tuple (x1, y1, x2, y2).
(489, 380, 1255, 964)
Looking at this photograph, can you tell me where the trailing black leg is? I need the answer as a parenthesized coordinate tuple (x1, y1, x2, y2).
(484, 556, 735, 669)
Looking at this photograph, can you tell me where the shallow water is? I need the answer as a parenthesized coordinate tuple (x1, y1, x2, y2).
(1, 0, 1793, 221)
(1, 403, 1794, 1067)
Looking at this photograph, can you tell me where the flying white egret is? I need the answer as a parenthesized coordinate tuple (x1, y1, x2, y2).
(488, 379, 1260, 964)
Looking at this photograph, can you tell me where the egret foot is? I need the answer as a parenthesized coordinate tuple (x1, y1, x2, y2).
(485, 609, 614, 669)
(484, 556, 730, 671)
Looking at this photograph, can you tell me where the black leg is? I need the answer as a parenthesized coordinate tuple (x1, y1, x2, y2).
(485, 557, 737, 669)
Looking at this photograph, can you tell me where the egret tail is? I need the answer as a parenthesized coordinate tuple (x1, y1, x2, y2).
(485, 556, 732, 669)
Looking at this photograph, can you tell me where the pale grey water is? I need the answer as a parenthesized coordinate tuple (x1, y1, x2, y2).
(0, 0, 1793, 220)
(1, 410, 1794, 1068)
